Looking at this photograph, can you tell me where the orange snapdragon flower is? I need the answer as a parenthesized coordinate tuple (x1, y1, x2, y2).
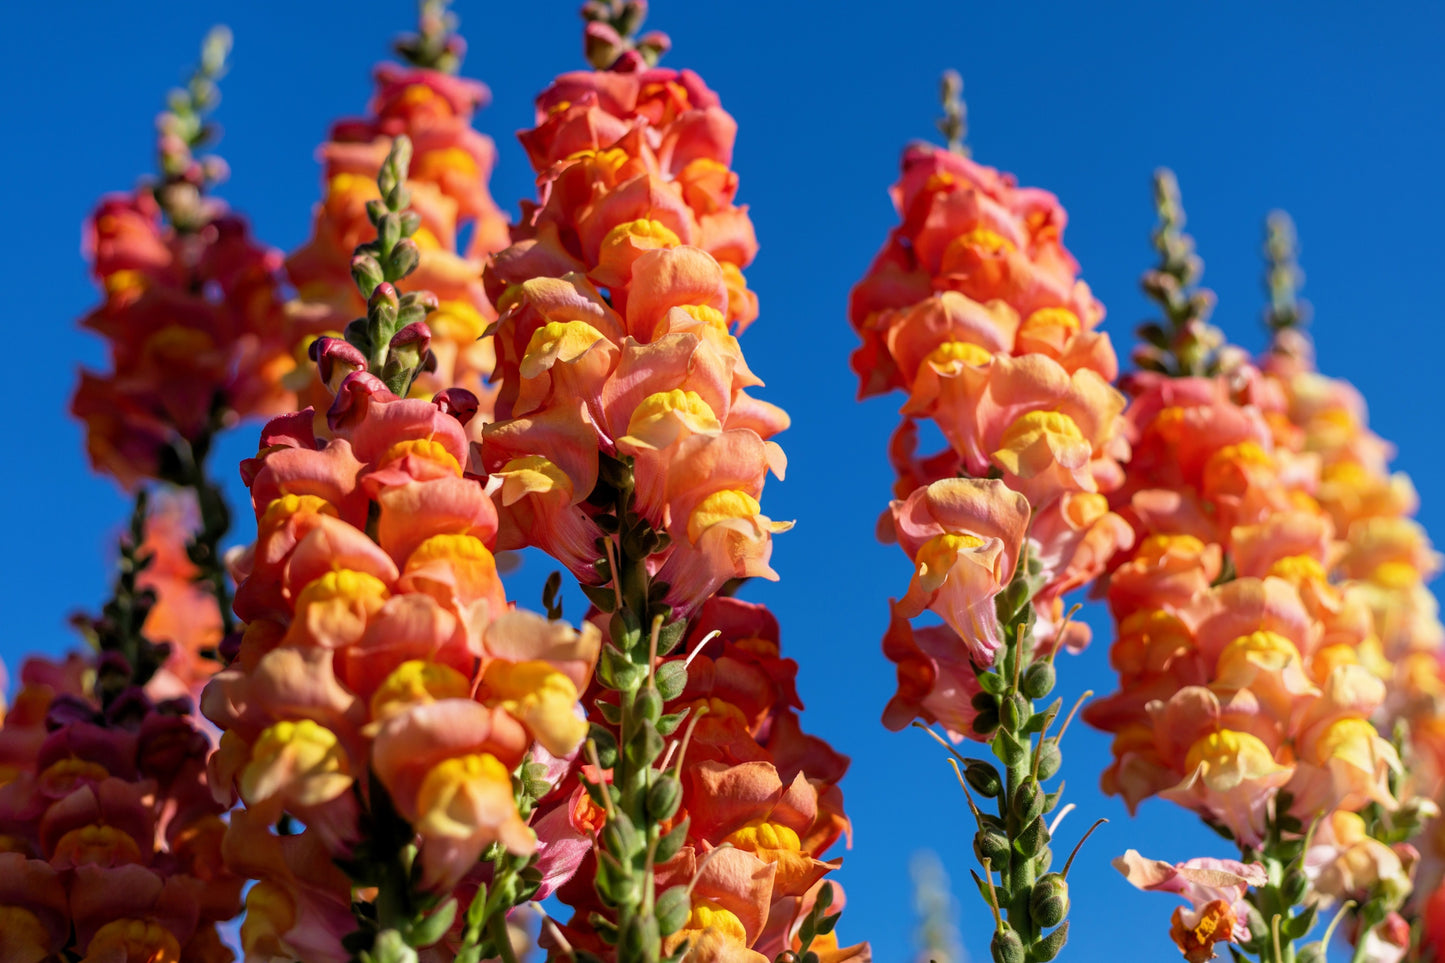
(205, 378, 600, 960)
(851, 137, 1132, 724)
(285, 55, 509, 416)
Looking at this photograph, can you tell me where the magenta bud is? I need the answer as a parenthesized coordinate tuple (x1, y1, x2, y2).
(433, 387, 480, 426)
(389, 320, 432, 354)
(327, 370, 397, 432)
(369, 281, 400, 311)
(309, 336, 369, 391)
(637, 30, 671, 57)
(584, 21, 626, 69)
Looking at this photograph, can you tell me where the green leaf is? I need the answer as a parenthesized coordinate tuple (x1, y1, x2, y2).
(654, 661, 688, 701)
(977, 670, 1007, 696)
(656, 707, 691, 736)
(596, 699, 624, 725)
(1031, 922, 1069, 962)
(407, 898, 457, 949)
(655, 885, 691, 936)
(654, 817, 690, 864)
(589, 724, 619, 769)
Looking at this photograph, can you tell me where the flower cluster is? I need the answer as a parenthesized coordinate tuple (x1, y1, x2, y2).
(849, 141, 1133, 728)
(1084, 365, 1409, 834)
(71, 28, 291, 490)
(538, 598, 863, 963)
(285, 28, 509, 414)
(479, 30, 787, 618)
(0, 655, 243, 963)
(72, 179, 292, 490)
(199, 371, 604, 961)
(848, 109, 1131, 963)
(1095, 194, 1439, 962)
(469, 9, 861, 963)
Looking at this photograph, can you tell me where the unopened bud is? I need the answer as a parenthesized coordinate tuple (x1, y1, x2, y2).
(1011, 780, 1045, 824)
(351, 254, 384, 296)
(974, 827, 1010, 866)
(634, 687, 663, 724)
(389, 238, 421, 279)
(432, 387, 480, 426)
(1002, 692, 1029, 731)
(990, 925, 1025, 963)
(1035, 740, 1062, 781)
(646, 773, 682, 822)
(309, 336, 368, 392)
(1030, 874, 1069, 928)
(1022, 661, 1055, 699)
(964, 760, 1002, 798)
(369, 281, 400, 312)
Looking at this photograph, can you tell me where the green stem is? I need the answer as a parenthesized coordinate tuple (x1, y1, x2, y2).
(489, 911, 521, 963)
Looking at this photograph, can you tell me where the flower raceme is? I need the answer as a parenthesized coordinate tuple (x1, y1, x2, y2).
(285, 50, 510, 416)
(0, 656, 243, 963)
(1084, 207, 1445, 958)
(537, 598, 863, 963)
(479, 53, 789, 618)
(72, 189, 293, 488)
(850, 139, 1133, 728)
(203, 378, 600, 962)
(474, 14, 860, 963)
(1085, 365, 1419, 838)
(847, 115, 1129, 963)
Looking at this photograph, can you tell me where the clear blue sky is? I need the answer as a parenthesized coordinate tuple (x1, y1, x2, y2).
(7, 2, 1445, 961)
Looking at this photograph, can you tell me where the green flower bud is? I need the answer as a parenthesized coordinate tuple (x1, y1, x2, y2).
(1282, 867, 1309, 905)
(1021, 660, 1056, 699)
(1035, 740, 1062, 781)
(1014, 815, 1049, 858)
(1029, 874, 1069, 929)
(990, 926, 1026, 963)
(1011, 780, 1045, 825)
(964, 760, 1002, 798)
(1002, 692, 1029, 731)
(974, 827, 1010, 866)
(635, 687, 663, 724)
(647, 774, 682, 823)
(972, 709, 1000, 736)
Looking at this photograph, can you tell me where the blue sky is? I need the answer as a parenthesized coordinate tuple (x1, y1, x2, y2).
(7, 1, 1445, 960)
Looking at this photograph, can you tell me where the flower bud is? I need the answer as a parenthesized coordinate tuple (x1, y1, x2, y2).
(1282, 867, 1309, 905)
(965, 760, 1002, 798)
(601, 810, 642, 860)
(620, 912, 660, 963)
(1022, 661, 1056, 699)
(1002, 692, 1029, 731)
(646, 773, 682, 823)
(351, 254, 384, 296)
(654, 885, 690, 937)
(309, 336, 368, 392)
(386, 321, 432, 374)
(635, 687, 663, 724)
(432, 388, 480, 426)
(974, 826, 1010, 866)
(991, 926, 1026, 963)
(1015, 815, 1048, 858)
(1035, 740, 1062, 781)
(389, 238, 421, 279)
(1011, 780, 1045, 825)
(972, 709, 1000, 736)
(1030, 874, 1069, 928)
